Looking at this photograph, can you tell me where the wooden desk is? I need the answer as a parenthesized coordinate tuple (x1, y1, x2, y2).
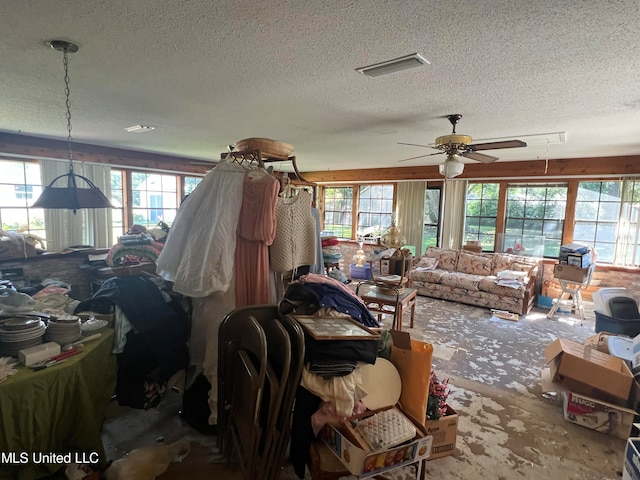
(0, 328, 116, 480)
(356, 284, 417, 331)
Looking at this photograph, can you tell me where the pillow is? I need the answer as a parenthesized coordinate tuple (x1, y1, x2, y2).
(415, 256, 438, 270)
(510, 261, 536, 276)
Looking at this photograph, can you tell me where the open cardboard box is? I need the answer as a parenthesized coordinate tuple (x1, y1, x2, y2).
(318, 330, 434, 478)
(424, 404, 459, 460)
(545, 338, 634, 405)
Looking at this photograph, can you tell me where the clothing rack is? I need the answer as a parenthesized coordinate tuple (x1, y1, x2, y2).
(221, 148, 317, 204)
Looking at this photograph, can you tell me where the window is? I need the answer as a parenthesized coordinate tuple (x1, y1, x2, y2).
(131, 172, 178, 229)
(0, 161, 45, 238)
(323, 187, 353, 238)
(464, 183, 499, 251)
(423, 187, 441, 250)
(357, 185, 393, 238)
(183, 176, 202, 199)
(574, 181, 621, 264)
(506, 184, 567, 257)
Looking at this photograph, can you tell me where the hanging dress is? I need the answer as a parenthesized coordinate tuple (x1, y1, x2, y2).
(155, 161, 246, 297)
(234, 169, 279, 306)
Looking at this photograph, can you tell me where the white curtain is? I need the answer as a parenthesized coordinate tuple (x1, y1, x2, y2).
(396, 181, 426, 257)
(440, 179, 467, 250)
(40, 159, 113, 252)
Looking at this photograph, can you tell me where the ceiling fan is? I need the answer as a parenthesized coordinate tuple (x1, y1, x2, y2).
(398, 114, 527, 178)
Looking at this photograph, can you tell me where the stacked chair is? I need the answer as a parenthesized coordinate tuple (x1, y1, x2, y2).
(218, 305, 305, 480)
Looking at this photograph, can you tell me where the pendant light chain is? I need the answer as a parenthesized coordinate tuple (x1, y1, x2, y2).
(62, 46, 74, 172)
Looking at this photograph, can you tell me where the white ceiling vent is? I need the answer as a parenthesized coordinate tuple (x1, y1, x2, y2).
(356, 53, 429, 78)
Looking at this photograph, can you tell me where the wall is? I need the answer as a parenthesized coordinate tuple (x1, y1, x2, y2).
(0, 250, 107, 300)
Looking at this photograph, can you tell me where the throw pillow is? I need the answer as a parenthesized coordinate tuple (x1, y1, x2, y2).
(416, 256, 438, 270)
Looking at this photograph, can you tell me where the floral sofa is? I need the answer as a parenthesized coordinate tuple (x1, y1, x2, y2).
(407, 247, 540, 315)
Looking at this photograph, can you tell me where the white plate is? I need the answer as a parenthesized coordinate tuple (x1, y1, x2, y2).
(81, 319, 109, 332)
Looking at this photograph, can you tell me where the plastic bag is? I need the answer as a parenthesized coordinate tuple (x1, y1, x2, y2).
(104, 438, 190, 480)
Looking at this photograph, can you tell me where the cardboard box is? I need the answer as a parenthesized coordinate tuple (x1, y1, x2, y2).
(318, 410, 432, 478)
(562, 391, 636, 440)
(545, 338, 634, 404)
(623, 438, 640, 480)
(318, 331, 434, 478)
(424, 405, 458, 460)
(567, 252, 592, 268)
(553, 264, 589, 283)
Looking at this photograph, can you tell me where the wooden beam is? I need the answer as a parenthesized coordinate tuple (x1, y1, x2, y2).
(0, 132, 212, 175)
(301, 156, 640, 183)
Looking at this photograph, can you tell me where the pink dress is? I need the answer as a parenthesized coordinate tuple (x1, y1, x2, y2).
(234, 170, 279, 306)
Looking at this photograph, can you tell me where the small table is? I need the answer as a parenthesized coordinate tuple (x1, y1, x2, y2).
(356, 283, 417, 331)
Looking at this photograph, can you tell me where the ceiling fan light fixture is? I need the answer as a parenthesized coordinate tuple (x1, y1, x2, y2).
(439, 156, 464, 178)
(356, 53, 429, 78)
(31, 40, 113, 214)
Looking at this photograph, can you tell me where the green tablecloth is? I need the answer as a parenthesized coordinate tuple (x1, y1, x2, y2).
(0, 328, 117, 479)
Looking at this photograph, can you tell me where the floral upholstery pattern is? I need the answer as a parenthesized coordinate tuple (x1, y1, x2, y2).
(424, 247, 458, 271)
(408, 247, 539, 315)
(456, 252, 493, 276)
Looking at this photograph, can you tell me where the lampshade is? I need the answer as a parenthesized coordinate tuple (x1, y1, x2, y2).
(30, 40, 113, 214)
(439, 156, 465, 178)
(380, 219, 406, 249)
(32, 171, 113, 214)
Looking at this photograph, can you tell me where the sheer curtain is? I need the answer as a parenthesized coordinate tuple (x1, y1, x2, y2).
(40, 159, 113, 252)
(396, 181, 426, 257)
(440, 179, 467, 250)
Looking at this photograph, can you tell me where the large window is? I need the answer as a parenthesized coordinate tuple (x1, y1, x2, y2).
(131, 172, 178, 229)
(423, 187, 441, 250)
(574, 181, 621, 264)
(323, 187, 353, 238)
(464, 183, 499, 251)
(506, 184, 567, 257)
(0, 160, 45, 238)
(357, 185, 393, 238)
(322, 184, 394, 240)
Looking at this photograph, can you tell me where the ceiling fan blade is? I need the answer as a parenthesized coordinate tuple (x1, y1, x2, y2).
(397, 142, 439, 150)
(468, 139, 527, 151)
(462, 151, 499, 163)
(398, 151, 444, 163)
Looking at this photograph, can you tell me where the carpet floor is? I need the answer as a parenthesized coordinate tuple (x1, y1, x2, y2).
(98, 296, 626, 480)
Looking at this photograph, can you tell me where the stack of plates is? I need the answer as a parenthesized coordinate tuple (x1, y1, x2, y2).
(0, 317, 46, 357)
(45, 315, 82, 345)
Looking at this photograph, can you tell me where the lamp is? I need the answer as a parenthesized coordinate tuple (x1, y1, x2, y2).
(380, 217, 406, 249)
(438, 155, 465, 179)
(31, 40, 113, 215)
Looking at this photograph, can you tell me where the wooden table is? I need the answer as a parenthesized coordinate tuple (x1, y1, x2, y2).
(356, 283, 417, 331)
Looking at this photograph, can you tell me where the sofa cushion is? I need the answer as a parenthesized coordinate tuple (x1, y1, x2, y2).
(409, 268, 447, 284)
(440, 272, 483, 291)
(491, 253, 537, 276)
(415, 256, 438, 270)
(425, 247, 458, 272)
(456, 252, 493, 276)
(479, 276, 526, 299)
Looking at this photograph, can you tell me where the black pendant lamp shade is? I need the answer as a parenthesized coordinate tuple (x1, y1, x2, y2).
(32, 170, 113, 214)
(31, 40, 113, 215)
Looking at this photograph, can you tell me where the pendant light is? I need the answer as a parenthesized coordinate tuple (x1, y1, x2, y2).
(31, 40, 113, 214)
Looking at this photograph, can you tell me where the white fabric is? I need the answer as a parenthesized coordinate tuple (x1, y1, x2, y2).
(40, 159, 113, 252)
(156, 161, 245, 297)
(396, 181, 426, 257)
(441, 179, 467, 250)
(301, 364, 366, 418)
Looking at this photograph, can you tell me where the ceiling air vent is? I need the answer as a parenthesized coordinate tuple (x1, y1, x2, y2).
(356, 53, 429, 78)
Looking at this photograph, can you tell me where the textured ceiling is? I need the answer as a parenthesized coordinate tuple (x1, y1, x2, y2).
(1, 0, 639, 173)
